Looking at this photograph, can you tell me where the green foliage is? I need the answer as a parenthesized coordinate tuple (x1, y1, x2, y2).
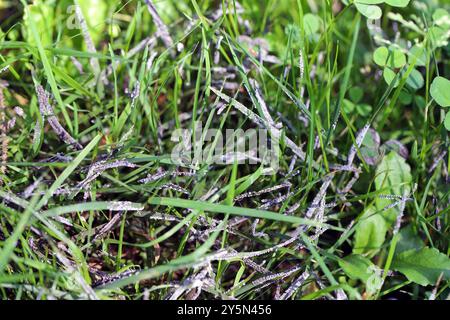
(23, 1, 54, 48)
(430, 76, 450, 108)
(355, 2, 382, 20)
(373, 46, 406, 69)
(445, 111, 450, 131)
(375, 151, 412, 224)
(392, 247, 450, 286)
(354, 206, 388, 255)
(0, 0, 449, 301)
(339, 254, 374, 283)
(354, 0, 410, 19)
(430, 76, 450, 131)
(303, 13, 320, 36)
(76, 0, 108, 44)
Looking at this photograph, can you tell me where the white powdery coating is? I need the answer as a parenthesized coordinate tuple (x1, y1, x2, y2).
(211, 1, 244, 20)
(251, 266, 302, 287)
(14, 106, 25, 118)
(35, 83, 82, 150)
(219, 234, 301, 260)
(7, 117, 15, 130)
(428, 150, 447, 174)
(168, 267, 213, 300)
(339, 169, 360, 194)
(93, 269, 139, 288)
(77, 160, 137, 189)
(211, 87, 305, 160)
(0, 83, 8, 178)
(278, 270, 310, 300)
(107, 201, 144, 211)
(157, 183, 190, 195)
(138, 168, 168, 183)
(32, 120, 41, 147)
(330, 164, 361, 174)
(259, 192, 293, 210)
(146, 212, 181, 222)
(305, 174, 334, 219)
(146, 52, 159, 72)
(144, 0, 174, 50)
(140, 167, 196, 184)
(93, 212, 124, 241)
(299, 49, 305, 80)
(347, 122, 370, 166)
(235, 182, 291, 201)
(23, 177, 43, 199)
(248, 78, 277, 128)
(393, 202, 405, 235)
(130, 81, 140, 109)
(101, 37, 157, 82)
(288, 155, 298, 175)
(70, 56, 84, 74)
(127, 37, 156, 58)
(251, 218, 267, 238)
(0, 66, 9, 74)
(285, 202, 300, 215)
(74, 4, 100, 75)
(214, 36, 223, 65)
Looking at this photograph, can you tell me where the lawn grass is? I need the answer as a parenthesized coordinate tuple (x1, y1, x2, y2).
(0, 0, 449, 300)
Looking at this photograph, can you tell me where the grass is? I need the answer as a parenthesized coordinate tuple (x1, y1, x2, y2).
(0, 0, 449, 300)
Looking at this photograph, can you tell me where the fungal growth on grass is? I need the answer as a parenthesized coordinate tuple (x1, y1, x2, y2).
(0, 0, 449, 301)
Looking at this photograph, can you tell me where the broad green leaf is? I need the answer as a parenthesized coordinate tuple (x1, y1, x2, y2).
(409, 45, 426, 67)
(383, 68, 399, 87)
(343, 99, 356, 113)
(428, 26, 449, 48)
(385, 0, 410, 7)
(445, 111, 450, 131)
(339, 255, 383, 295)
(355, 3, 382, 20)
(406, 68, 424, 91)
(398, 90, 413, 105)
(390, 49, 406, 68)
(339, 254, 374, 283)
(77, 0, 108, 44)
(395, 225, 424, 254)
(354, 206, 388, 255)
(356, 103, 372, 117)
(375, 151, 412, 224)
(433, 9, 450, 27)
(373, 46, 389, 66)
(23, 2, 54, 48)
(392, 247, 450, 286)
(349, 86, 364, 103)
(303, 13, 320, 35)
(355, 0, 384, 4)
(430, 76, 450, 107)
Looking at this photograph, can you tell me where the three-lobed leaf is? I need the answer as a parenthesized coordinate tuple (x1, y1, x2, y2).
(373, 46, 406, 68)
